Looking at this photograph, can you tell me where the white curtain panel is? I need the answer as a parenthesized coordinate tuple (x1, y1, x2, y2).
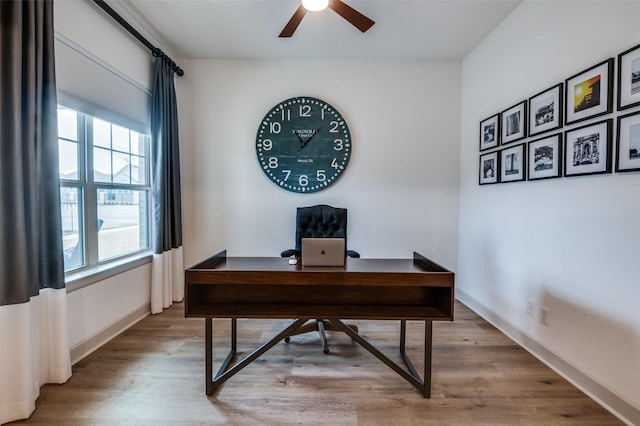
(0, 288, 71, 424)
(151, 247, 184, 314)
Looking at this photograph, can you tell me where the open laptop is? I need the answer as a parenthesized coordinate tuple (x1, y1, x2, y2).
(301, 238, 346, 267)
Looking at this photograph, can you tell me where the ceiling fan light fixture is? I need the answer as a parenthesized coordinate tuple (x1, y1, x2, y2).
(302, 0, 329, 12)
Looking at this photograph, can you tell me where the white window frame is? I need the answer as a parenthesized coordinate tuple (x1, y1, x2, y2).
(59, 106, 152, 277)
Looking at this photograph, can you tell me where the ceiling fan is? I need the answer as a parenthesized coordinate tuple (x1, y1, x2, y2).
(279, 0, 375, 38)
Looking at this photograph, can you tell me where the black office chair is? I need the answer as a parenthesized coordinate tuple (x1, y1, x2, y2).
(281, 204, 360, 354)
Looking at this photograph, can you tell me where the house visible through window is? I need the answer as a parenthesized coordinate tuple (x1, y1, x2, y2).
(58, 106, 151, 272)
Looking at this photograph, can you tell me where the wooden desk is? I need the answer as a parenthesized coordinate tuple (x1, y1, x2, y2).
(185, 251, 454, 397)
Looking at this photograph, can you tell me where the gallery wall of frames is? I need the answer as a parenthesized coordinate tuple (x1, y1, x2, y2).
(478, 42, 640, 185)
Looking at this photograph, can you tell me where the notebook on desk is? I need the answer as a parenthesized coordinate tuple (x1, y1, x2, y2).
(301, 238, 345, 267)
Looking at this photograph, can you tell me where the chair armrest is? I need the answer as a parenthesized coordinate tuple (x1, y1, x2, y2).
(346, 250, 360, 258)
(280, 249, 297, 258)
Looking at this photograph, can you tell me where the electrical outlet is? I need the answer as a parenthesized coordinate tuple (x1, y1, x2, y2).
(527, 300, 535, 316)
(539, 307, 550, 325)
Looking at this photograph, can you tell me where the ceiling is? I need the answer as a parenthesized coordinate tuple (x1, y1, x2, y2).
(119, 0, 521, 60)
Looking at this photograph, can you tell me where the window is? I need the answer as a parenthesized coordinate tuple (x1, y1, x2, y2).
(58, 106, 151, 272)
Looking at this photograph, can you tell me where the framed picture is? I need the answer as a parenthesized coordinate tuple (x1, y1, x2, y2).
(615, 111, 640, 172)
(564, 119, 612, 177)
(564, 58, 614, 125)
(479, 151, 499, 185)
(617, 43, 640, 110)
(501, 101, 527, 144)
(500, 143, 526, 183)
(479, 114, 500, 151)
(529, 83, 563, 136)
(528, 133, 563, 180)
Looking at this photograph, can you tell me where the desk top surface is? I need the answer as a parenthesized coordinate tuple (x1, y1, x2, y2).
(187, 251, 452, 275)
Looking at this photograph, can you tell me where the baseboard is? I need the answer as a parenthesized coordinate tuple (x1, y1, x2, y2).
(456, 289, 639, 426)
(69, 304, 150, 365)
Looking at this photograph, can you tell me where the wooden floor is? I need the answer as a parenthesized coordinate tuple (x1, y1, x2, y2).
(12, 301, 622, 425)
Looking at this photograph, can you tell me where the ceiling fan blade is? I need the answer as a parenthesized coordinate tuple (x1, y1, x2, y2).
(328, 0, 375, 33)
(279, 4, 307, 37)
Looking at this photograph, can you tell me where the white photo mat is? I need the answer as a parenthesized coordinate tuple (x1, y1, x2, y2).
(528, 134, 562, 180)
(564, 120, 612, 176)
(529, 84, 563, 136)
(480, 114, 500, 151)
(565, 59, 613, 125)
(616, 112, 640, 172)
(479, 151, 499, 184)
(501, 101, 527, 144)
(618, 44, 640, 110)
(500, 143, 526, 183)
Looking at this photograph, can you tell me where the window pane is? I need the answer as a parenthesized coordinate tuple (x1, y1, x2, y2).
(57, 107, 77, 141)
(61, 187, 84, 271)
(93, 118, 111, 148)
(97, 189, 149, 261)
(59, 139, 78, 180)
(131, 131, 141, 155)
(112, 124, 130, 153)
(132, 155, 147, 185)
(112, 152, 130, 184)
(94, 147, 112, 182)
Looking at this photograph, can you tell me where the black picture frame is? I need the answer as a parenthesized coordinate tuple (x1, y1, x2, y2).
(479, 114, 500, 151)
(479, 151, 499, 185)
(499, 143, 526, 183)
(564, 58, 614, 126)
(615, 111, 640, 172)
(564, 119, 612, 177)
(617, 43, 640, 111)
(501, 101, 527, 145)
(528, 133, 563, 181)
(529, 83, 563, 137)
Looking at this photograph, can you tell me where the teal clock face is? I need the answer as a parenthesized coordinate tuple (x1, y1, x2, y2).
(256, 96, 352, 193)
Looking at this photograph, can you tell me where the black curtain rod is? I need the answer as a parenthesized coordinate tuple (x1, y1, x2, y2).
(92, 0, 184, 76)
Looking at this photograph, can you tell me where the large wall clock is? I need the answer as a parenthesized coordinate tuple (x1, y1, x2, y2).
(256, 96, 352, 193)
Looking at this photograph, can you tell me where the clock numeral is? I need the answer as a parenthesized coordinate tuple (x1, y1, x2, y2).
(333, 139, 344, 151)
(268, 157, 278, 169)
(317, 170, 326, 182)
(299, 175, 309, 186)
(269, 122, 281, 134)
(262, 139, 272, 150)
(321, 108, 325, 120)
(282, 170, 291, 181)
(299, 105, 312, 117)
(281, 109, 290, 121)
(329, 121, 340, 133)
(331, 158, 340, 169)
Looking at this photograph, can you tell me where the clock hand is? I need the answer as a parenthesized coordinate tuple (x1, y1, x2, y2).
(297, 128, 320, 152)
(294, 131, 305, 147)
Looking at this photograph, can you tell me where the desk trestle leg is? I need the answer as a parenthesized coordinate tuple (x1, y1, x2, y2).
(205, 318, 310, 395)
(329, 319, 433, 398)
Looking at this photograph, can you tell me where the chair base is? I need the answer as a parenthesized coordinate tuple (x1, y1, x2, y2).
(284, 319, 359, 354)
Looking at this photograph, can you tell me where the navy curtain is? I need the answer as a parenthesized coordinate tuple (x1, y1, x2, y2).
(0, 0, 64, 306)
(150, 56, 182, 255)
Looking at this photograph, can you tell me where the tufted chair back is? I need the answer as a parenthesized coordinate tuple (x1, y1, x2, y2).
(294, 204, 347, 256)
(280, 204, 359, 259)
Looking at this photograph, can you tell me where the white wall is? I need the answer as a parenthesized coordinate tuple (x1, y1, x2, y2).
(177, 59, 461, 270)
(459, 1, 640, 422)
